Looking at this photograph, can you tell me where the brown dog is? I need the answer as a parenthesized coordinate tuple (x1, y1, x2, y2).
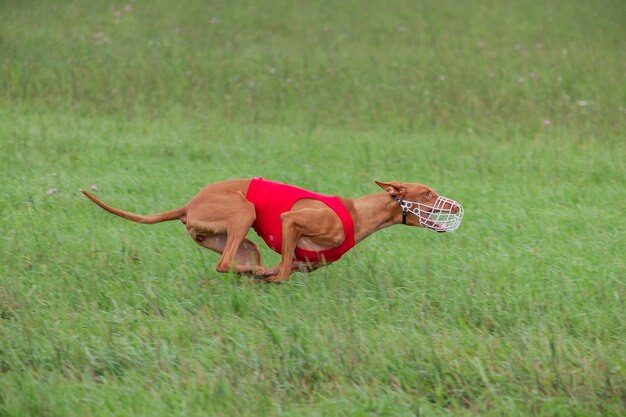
(82, 179, 462, 282)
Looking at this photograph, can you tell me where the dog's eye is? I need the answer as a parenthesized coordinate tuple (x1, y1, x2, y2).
(423, 191, 431, 198)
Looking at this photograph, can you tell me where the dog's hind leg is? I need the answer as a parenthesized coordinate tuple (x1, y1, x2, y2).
(186, 191, 268, 276)
(191, 232, 264, 274)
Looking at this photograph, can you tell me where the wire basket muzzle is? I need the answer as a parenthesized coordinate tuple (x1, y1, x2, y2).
(402, 196, 464, 232)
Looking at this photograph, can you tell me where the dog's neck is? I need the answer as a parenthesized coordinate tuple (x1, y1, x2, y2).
(348, 192, 404, 243)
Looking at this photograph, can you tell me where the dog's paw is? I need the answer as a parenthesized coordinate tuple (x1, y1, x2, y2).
(254, 266, 279, 278)
(263, 275, 287, 284)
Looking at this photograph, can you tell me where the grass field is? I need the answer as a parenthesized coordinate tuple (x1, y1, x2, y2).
(1, 1, 625, 416)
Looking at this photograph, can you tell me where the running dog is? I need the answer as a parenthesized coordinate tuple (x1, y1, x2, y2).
(82, 178, 463, 282)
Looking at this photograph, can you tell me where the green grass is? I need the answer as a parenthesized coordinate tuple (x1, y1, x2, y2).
(1, 1, 624, 416)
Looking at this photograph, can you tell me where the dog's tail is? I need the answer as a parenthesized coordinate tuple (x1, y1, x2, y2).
(81, 190, 186, 224)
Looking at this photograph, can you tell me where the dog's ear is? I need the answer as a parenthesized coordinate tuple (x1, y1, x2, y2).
(374, 180, 407, 197)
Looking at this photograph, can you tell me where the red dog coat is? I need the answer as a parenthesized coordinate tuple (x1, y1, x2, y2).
(245, 178, 355, 263)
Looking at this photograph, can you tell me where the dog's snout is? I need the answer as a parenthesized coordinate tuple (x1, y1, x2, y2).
(450, 204, 460, 214)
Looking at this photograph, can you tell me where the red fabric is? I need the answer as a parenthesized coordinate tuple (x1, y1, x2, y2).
(245, 178, 355, 263)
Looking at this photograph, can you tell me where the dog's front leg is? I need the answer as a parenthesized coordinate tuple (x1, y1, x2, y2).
(265, 212, 303, 283)
(266, 207, 342, 283)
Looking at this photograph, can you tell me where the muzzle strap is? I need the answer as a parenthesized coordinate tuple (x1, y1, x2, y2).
(390, 195, 408, 225)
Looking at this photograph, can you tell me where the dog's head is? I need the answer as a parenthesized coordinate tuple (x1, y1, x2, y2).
(375, 180, 463, 232)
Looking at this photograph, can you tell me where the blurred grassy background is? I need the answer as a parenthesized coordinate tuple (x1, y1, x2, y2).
(1, 0, 624, 134)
